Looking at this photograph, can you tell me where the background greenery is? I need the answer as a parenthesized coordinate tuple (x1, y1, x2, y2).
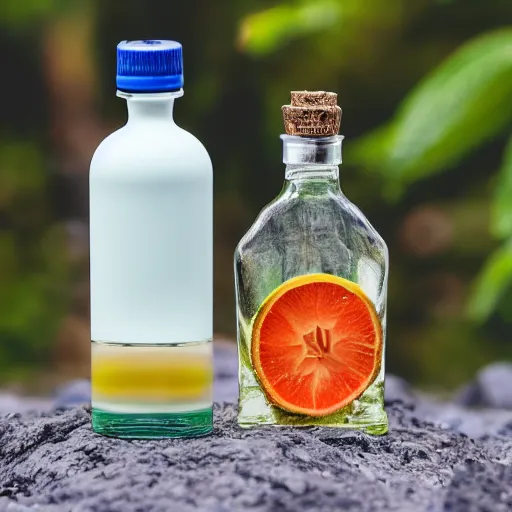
(0, 0, 511, 390)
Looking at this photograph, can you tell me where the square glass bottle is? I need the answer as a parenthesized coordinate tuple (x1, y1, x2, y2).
(235, 92, 388, 434)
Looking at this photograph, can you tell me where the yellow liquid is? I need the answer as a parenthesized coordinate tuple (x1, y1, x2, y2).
(92, 341, 213, 411)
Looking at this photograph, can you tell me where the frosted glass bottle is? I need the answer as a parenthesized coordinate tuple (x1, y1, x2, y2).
(89, 41, 213, 438)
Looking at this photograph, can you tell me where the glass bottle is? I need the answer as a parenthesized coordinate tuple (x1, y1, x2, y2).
(89, 41, 213, 438)
(235, 92, 388, 434)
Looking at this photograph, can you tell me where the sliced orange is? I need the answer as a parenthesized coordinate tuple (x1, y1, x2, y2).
(251, 273, 382, 417)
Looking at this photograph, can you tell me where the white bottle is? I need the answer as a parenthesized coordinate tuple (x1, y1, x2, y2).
(89, 40, 213, 438)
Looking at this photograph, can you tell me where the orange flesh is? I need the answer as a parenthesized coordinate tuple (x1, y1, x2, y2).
(251, 274, 382, 417)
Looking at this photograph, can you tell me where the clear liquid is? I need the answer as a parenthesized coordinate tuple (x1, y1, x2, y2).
(235, 171, 388, 434)
(91, 340, 213, 438)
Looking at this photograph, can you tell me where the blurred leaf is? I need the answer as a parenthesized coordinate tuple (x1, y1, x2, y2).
(491, 136, 512, 239)
(0, 0, 81, 26)
(350, 29, 512, 195)
(0, 141, 45, 207)
(0, 140, 69, 371)
(238, 1, 340, 55)
(0, 233, 18, 281)
(468, 240, 512, 322)
(474, 136, 512, 322)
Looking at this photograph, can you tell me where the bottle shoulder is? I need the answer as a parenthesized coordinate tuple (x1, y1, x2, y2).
(235, 190, 388, 311)
(236, 192, 387, 258)
(90, 122, 212, 178)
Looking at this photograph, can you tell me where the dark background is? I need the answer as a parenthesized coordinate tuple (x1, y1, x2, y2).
(1, 0, 512, 392)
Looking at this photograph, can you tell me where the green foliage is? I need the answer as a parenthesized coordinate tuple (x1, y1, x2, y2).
(469, 138, 512, 322)
(491, 137, 512, 239)
(239, 0, 340, 55)
(0, 0, 511, 388)
(0, 142, 70, 375)
(0, 0, 80, 25)
(468, 240, 512, 322)
(343, 24, 512, 323)
(237, 0, 512, 382)
(348, 29, 512, 196)
(0, 142, 44, 208)
(337, 25, 512, 323)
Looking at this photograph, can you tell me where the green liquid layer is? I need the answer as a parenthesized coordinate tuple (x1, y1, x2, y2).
(92, 407, 213, 439)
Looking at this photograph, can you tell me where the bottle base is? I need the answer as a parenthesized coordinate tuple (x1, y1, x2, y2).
(237, 380, 388, 435)
(92, 407, 213, 439)
(237, 417, 388, 435)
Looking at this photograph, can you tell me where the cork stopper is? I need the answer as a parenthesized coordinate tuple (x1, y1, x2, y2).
(282, 91, 342, 137)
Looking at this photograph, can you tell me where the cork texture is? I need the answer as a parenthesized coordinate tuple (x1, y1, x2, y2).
(291, 91, 337, 107)
(283, 91, 342, 137)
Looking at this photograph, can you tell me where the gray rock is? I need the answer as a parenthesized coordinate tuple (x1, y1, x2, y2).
(213, 341, 238, 403)
(456, 363, 512, 409)
(0, 394, 51, 415)
(455, 382, 484, 407)
(54, 379, 91, 408)
(385, 374, 416, 406)
(0, 394, 27, 415)
(213, 341, 238, 381)
(443, 461, 512, 512)
(2, 346, 512, 511)
(0, 403, 511, 512)
(413, 400, 512, 438)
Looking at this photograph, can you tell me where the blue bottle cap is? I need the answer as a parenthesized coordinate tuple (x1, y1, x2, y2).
(116, 40, 184, 93)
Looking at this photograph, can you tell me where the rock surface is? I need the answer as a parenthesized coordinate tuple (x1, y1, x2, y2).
(456, 362, 512, 410)
(1, 347, 512, 512)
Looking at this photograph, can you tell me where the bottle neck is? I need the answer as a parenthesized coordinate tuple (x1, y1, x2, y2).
(118, 90, 183, 123)
(281, 135, 343, 194)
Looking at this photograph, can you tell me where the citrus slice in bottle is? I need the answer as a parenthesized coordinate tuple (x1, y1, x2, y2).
(251, 273, 382, 417)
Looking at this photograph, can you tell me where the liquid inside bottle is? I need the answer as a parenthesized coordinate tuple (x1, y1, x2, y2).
(91, 341, 213, 438)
